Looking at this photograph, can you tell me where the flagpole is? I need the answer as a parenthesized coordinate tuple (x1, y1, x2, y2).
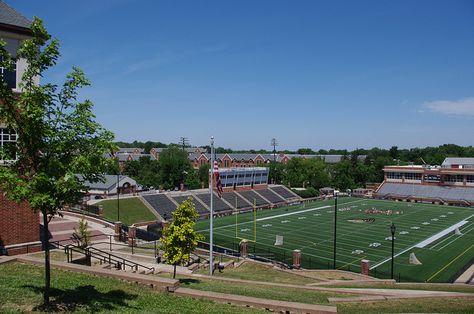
(209, 136, 214, 276)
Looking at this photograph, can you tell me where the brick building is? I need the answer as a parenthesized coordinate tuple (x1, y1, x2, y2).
(0, 2, 41, 255)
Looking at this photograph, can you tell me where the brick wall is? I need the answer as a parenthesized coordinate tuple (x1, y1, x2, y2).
(0, 191, 40, 248)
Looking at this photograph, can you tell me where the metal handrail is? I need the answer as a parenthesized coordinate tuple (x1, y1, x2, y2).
(87, 246, 155, 272)
(61, 243, 154, 273)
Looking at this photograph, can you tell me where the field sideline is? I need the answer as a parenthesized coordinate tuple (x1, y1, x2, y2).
(195, 197, 474, 282)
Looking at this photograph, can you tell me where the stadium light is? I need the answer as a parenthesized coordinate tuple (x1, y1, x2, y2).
(333, 191, 338, 269)
(390, 223, 396, 280)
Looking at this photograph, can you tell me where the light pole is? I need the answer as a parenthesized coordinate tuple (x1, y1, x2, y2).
(117, 173, 120, 221)
(390, 223, 396, 280)
(333, 191, 338, 269)
(209, 136, 214, 276)
(271, 138, 277, 184)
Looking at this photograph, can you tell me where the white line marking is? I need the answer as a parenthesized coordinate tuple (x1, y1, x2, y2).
(416, 219, 471, 248)
(370, 214, 474, 270)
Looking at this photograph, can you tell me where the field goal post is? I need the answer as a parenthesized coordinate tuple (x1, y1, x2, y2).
(235, 197, 257, 243)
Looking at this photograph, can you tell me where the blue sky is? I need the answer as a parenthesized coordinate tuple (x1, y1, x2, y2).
(8, 0, 474, 151)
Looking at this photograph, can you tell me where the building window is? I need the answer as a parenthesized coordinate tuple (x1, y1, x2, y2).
(404, 173, 422, 180)
(0, 57, 16, 89)
(387, 172, 402, 179)
(444, 175, 464, 183)
(0, 127, 18, 163)
(424, 174, 440, 182)
(224, 160, 229, 167)
(466, 175, 474, 183)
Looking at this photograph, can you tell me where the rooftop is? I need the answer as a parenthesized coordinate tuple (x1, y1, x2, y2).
(0, 1, 31, 30)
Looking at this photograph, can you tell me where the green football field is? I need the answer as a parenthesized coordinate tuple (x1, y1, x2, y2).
(195, 197, 474, 283)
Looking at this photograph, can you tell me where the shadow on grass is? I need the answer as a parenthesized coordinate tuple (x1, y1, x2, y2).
(179, 278, 201, 286)
(23, 284, 138, 312)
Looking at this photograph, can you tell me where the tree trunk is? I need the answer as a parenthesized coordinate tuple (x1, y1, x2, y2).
(42, 211, 51, 305)
(173, 262, 177, 279)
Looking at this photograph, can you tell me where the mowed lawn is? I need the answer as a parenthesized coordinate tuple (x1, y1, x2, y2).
(96, 197, 156, 225)
(195, 198, 474, 282)
(0, 263, 263, 314)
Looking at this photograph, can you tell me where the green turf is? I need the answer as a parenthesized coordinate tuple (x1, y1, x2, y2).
(195, 197, 474, 283)
(0, 263, 263, 313)
(96, 197, 156, 225)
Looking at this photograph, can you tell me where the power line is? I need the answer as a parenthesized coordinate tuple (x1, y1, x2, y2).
(179, 137, 189, 151)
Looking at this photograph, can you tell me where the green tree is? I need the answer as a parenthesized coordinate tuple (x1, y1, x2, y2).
(73, 216, 91, 249)
(157, 146, 192, 190)
(331, 160, 355, 190)
(297, 148, 314, 155)
(184, 169, 201, 190)
(161, 197, 203, 278)
(198, 163, 211, 188)
(0, 18, 115, 305)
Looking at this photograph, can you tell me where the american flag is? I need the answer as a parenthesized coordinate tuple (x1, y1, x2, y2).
(213, 160, 223, 198)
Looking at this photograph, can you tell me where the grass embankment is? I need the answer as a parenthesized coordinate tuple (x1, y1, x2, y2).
(96, 197, 156, 225)
(194, 262, 318, 284)
(158, 262, 474, 312)
(159, 264, 352, 305)
(0, 262, 263, 314)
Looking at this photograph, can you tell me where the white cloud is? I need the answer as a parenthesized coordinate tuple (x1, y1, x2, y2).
(424, 97, 474, 116)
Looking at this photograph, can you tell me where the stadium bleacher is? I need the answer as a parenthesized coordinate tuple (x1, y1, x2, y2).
(376, 182, 474, 203)
(172, 195, 209, 214)
(270, 186, 299, 200)
(142, 185, 302, 219)
(142, 194, 178, 219)
(222, 192, 252, 209)
(195, 192, 232, 212)
(237, 190, 268, 206)
(254, 188, 285, 204)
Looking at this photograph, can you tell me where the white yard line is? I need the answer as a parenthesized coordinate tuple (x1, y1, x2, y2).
(370, 214, 474, 270)
(198, 199, 365, 232)
(415, 218, 471, 248)
(198, 205, 330, 232)
(435, 226, 474, 251)
(429, 223, 473, 251)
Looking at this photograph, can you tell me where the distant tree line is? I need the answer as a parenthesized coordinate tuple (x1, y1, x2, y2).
(111, 143, 474, 192)
(107, 146, 209, 190)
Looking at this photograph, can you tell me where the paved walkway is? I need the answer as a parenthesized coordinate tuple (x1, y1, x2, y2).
(455, 263, 474, 284)
(42, 213, 112, 244)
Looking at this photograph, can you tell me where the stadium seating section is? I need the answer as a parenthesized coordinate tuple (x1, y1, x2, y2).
(376, 182, 474, 203)
(255, 188, 285, 204)
(222, 192, 251, 209)
(142, 194, 177, 219)
(172, 195, 209, 214)
(270, 186, 299, 200)
(142, 185, 301, 218)
(237, 190, 268, 206)
(195, 192, 231, 212)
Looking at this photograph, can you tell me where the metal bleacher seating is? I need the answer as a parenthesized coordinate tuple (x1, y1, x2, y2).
(195, 192, 232, 212)
(172, 195, 209, 214)
(377, 182, 474, 202)
(270, 186, 298, 200)
(254, 188, 285, 204)
(236, 190, 268, 206)
(222, 192, 252, 209)
(142, 194, 177, 219)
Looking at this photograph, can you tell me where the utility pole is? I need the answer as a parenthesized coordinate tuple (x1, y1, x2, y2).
(179, 137, 189, 190)
(271, 138, 278, 184)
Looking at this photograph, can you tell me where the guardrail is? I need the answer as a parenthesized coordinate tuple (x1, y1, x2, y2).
(60, 242, 155, 273)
